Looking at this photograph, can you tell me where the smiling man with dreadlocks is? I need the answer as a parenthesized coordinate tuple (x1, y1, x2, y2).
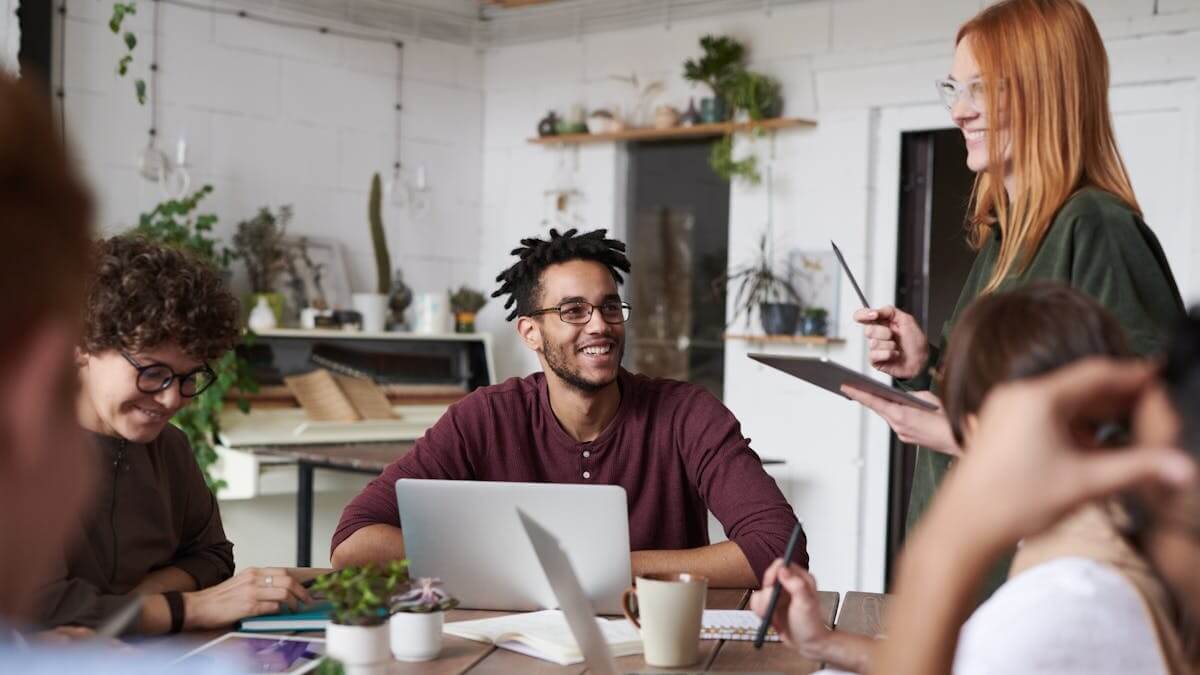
(331, 228, 805, 586)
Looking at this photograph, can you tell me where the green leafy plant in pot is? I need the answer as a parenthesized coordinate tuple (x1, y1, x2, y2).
(128, 184, 259, 493)
(315, 560, 409, 669)
(713, 234, 803, 336)
(683, 34, 745, 123)
(448, 286, 487, 333)
(388, 576, 459, 662)
(232, 205, 292, 330)
(800, 307, 829, 337)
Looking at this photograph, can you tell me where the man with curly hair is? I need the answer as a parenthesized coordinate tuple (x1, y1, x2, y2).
(332, 229, 805, 587)
(35, 235, 312, 635)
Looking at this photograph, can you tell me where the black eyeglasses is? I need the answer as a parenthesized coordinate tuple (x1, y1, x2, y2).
(525, 301, 632, 325)
(121, 351, 216, 398)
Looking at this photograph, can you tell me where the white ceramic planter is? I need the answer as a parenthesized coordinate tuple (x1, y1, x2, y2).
(352, 293, 389, 333)
(325, 622, 391, 670)
(389, 611, 444, 662)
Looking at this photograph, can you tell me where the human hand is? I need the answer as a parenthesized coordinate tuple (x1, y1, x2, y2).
(183, 568, 312, 629)
(853, 306, 929, 380)
(842, 386, 961, 455)
(933, 358, 1196, 549)
(34, 626, 133, 651)
(749, 559, 830, 653)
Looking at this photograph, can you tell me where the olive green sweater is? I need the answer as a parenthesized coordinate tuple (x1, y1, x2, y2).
(903, 187, 1185, 589)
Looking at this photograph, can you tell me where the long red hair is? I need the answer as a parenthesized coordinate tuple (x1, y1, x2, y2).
(958, 0, 1139, 292)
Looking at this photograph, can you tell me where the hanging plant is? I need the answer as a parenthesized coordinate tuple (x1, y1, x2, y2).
(110, 2, 146, 105)
(709, 135, 761, 184)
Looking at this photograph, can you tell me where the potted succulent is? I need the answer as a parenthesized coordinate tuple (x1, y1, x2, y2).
(448, 286, 488, 333)
(232, 205, 292, 328)
(313, 561, 408, 673)
(683, 35, 745, 123)
(800, 307, 829, 337)
(388, 576, 459, 662)
(353, 173, 392, 333)
(714, 234, 803, 336)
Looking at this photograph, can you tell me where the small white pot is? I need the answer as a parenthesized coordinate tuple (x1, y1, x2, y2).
(389, 611, 444, 662)
(352, 293, 389, 333)
(325, 622, 391, 668)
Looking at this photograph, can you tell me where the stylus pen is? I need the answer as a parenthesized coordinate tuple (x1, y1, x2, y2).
(754, 521, 804, 649)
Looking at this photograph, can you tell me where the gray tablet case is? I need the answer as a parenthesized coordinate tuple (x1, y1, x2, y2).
(748, 353, 939, 411)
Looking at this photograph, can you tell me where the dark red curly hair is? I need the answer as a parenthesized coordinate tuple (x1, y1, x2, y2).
(83, 236, 241, 361)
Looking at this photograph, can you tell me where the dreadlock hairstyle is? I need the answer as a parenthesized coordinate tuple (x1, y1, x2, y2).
(492, 228, 632, 321)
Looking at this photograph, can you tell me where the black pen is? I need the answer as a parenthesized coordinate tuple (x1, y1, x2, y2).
(754, 521, 804, 649)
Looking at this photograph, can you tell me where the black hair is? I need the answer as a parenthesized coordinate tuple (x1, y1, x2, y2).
(492, 228, 631, 321)
(1163, 308, 1200, 460)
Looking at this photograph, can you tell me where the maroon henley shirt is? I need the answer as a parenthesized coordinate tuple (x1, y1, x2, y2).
(332, 368, 807, 580)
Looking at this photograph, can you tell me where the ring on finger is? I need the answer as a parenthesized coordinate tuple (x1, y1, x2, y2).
(264, 576, 274, 587)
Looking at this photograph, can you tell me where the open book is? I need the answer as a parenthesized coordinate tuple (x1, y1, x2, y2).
(283, 368, 398, 422)
(443, 609, 642, 666)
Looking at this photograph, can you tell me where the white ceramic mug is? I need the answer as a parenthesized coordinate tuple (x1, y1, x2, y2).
(621, 573, 707, 667)
(412, 292, 450, 334)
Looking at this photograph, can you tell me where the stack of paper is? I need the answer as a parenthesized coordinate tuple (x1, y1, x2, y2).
(443, 609, 642, 665)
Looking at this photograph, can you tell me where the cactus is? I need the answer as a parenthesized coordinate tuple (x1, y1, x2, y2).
(369, 172, 392, 294)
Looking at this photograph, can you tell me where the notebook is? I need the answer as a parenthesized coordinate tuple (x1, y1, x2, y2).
(283, 368, 398, 422)
(701, 610, 781, 642)
(443, 609, 643, 666)
(238, 602, 331, 633)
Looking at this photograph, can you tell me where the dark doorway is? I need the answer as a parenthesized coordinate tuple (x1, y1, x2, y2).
(18, 0, 55, 95)
(626, 139, 730, 398)
(885, 128, 976, 588)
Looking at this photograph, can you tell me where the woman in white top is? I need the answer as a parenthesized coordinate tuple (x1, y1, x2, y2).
(752, 283, 1196, 674)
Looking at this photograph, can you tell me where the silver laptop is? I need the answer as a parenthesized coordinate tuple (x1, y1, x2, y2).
(519, 509, 783, 675)
(396, 479, 631, 613)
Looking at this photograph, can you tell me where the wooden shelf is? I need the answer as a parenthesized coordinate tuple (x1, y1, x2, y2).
(723, 334, 846, 346)
(528, 116, 816, 146)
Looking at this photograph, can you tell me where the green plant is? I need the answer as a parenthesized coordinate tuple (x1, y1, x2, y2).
(109, 2, 146, 105)
(368, 173, 392, 295)
(728, 71, 783, 121)
(682, 34, 746, 102)
(448, 286, 487, 314)
(129, 185, 259, 492)
(232, 205, 292, 293)
(314, 560, 410, 627)
(390, 577, 459, 614)
(713, 233, 802, 328)
(709, 135, 760, 184)
(803, 307, 828, 320)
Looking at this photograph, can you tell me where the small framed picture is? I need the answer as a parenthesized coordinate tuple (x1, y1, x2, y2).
(172, 632, 326, 674)
(281, 236, 353, 312)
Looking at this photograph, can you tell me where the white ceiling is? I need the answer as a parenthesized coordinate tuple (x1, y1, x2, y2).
(220, 0, 821, 47)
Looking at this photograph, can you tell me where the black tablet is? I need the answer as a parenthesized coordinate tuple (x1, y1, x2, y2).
(748, 353, 939, 411)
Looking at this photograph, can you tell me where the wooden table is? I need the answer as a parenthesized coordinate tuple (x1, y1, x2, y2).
(834, 591, 889, 637)
(163, 588, 872, 674)
(248, 442, 416, 566)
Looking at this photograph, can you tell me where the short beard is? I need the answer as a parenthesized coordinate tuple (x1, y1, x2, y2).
(541, 335, 622, 394)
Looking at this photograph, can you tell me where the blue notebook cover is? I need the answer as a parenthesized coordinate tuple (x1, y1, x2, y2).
(238, 601, 332, 633)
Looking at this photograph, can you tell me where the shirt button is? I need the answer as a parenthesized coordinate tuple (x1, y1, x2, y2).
(583, 471, 591, 479)
(583, 451, 591, 458)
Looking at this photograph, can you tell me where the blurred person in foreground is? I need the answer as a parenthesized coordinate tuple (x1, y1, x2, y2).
(753, 284, 1199, 673)
(875, 312, 1200, 674)
(0, 76, 225, 672)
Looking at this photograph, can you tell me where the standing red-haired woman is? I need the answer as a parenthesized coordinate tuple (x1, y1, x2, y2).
(847, 0, 1185, 558)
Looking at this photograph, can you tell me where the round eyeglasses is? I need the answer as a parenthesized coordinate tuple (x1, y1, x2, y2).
(934, 77, 989, 113)
(121, 351, 217, 398)
(525, 301, 632, 325)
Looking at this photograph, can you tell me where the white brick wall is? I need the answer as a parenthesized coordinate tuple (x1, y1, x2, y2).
(62, 0, 483, 298)
(477, 0, 1200, 594)
(1, 0, 17, 75)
